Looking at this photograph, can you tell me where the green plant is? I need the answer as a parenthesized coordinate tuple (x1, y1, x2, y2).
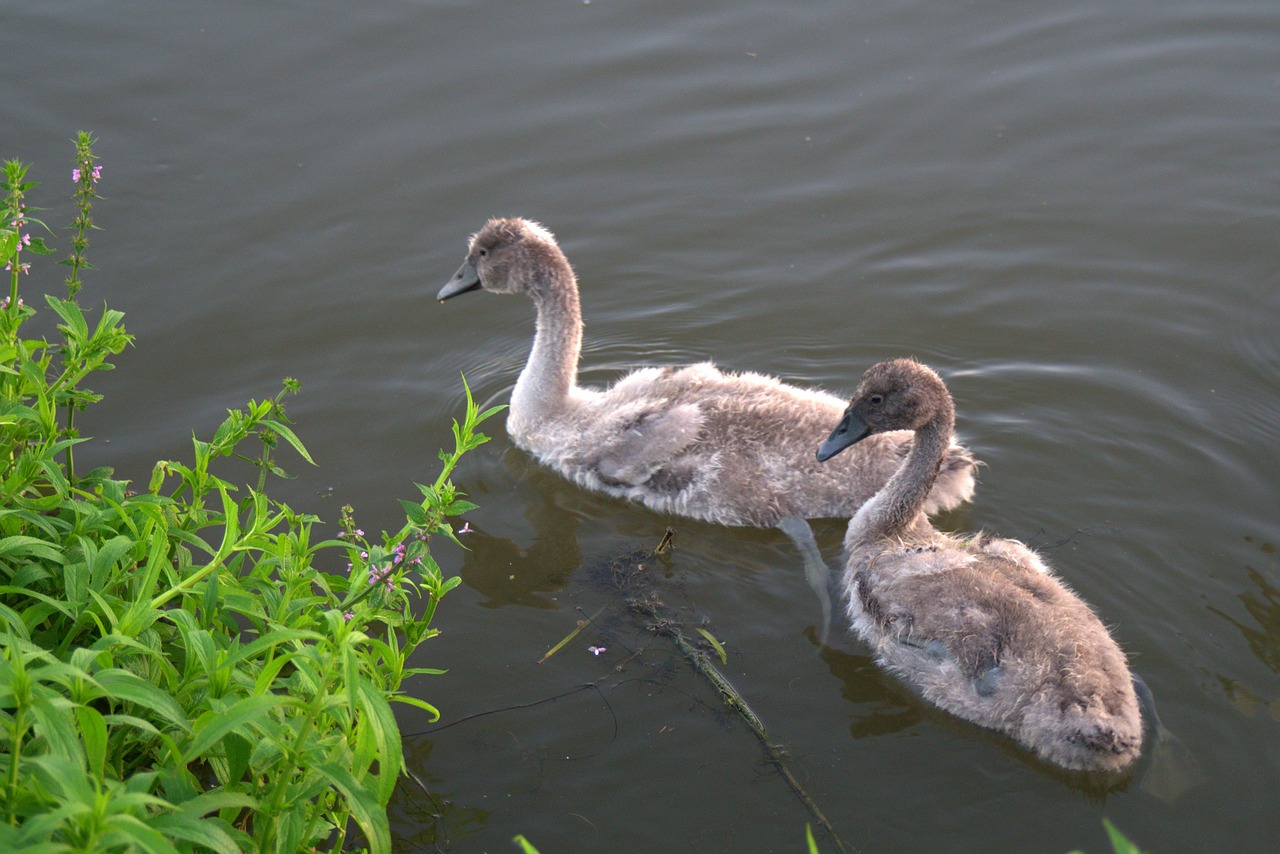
(0, 137, 498, 851)
(1067, 818, 1149, 854)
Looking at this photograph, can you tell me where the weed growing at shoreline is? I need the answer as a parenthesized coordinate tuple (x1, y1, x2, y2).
(0, 135, 498, 851)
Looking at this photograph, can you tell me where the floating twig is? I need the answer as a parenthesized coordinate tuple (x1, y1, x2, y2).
(610, 535, 852, 854)
(538, 602, 609, 664)
(655, 527, 676, 554)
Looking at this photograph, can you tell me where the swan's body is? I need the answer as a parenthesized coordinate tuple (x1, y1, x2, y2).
(438, 219, 978, 529)
(817, 359, 1142, 772)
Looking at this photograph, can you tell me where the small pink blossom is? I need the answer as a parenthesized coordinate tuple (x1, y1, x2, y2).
(368, 565, 396, 591)
(458, 522, 474, 535)
(343, 611, 354, 621)
(72, 165, 102, 183)
(588, 646, 606, 656)
(20, 234, 29, 246)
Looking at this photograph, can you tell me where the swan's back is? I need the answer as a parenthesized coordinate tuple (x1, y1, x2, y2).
(520, 361, 976, 528)
(847, 539, 1142, 772)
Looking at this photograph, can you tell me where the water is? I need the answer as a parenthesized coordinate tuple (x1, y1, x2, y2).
(6, 1, 1279, 850)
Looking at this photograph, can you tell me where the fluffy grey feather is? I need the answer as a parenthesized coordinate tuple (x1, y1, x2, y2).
(439, 218, 979, 528)
(822, 359, 1142, 773)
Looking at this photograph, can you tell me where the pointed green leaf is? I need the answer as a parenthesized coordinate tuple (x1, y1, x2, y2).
(30, 695, 85, 767)
(0, 535, 66, 563)
(261, 419, 315, 465)
(356, 678, 402, 802)
(75, 705, 107, 780)
(149, 814, 241, 854)
(314, 761, 391, 853)
(389, 694, 442, 722)
(95, 669, 190, 731)
(184, 694, 283, 762)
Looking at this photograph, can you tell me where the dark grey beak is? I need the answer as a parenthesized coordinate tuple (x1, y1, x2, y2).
(816, 410, 870, 462)
(437, 260, 482, 302)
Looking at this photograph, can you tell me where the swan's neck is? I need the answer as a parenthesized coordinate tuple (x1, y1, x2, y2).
(510, 267, 583, 430)
(849, 404, 954, 544)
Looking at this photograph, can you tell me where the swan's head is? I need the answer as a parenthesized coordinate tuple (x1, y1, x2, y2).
(438, 217, 567, 302)
(817, 359, 952, 462)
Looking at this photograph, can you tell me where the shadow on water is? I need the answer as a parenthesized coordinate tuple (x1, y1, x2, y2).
(447, 478, 586, 609)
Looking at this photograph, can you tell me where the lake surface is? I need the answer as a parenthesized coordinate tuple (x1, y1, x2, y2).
(6, 1, 1280, 851)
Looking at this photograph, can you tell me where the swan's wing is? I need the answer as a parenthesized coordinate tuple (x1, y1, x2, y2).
(973, 535, 1052, 576)
(594, 402, 705, 487)
(876, 555, 1030, 677)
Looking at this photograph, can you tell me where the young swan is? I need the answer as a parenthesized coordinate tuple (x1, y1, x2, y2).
(817, 358, 1142, 772)
(438, 219, 977, 635)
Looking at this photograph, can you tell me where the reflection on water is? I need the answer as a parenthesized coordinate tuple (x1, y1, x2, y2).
(451, 506, 583, 610)
(1210, 540, 1280, 678)
(807, 626, 925, 740)
(390, 742, 489, 850)
(1204, 538, 1280, 729)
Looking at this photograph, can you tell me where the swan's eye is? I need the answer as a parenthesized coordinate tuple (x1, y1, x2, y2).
(869, 394, 884, 405)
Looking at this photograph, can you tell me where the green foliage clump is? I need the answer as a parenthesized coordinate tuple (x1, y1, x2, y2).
(0, 134, 499, 851)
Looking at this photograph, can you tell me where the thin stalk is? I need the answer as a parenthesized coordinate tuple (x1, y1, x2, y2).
(149, 557, 226, 611)
(62, 134, 100, 478)
(65, 406, 76, 483)
(255, 437, 272, 495)
(260, 649, 339, 850)
(5, 702, 25, 825)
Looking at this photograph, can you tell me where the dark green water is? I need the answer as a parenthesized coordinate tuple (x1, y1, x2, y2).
(6, 1, 1279, 850)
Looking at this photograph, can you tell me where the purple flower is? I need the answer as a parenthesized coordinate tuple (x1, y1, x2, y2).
(458, 522, 474, 535)
(343, 611, 354, 621)
(367, 565, 395, 591)
(20, 234, 29, 247)
(73, 164, 102, 183)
